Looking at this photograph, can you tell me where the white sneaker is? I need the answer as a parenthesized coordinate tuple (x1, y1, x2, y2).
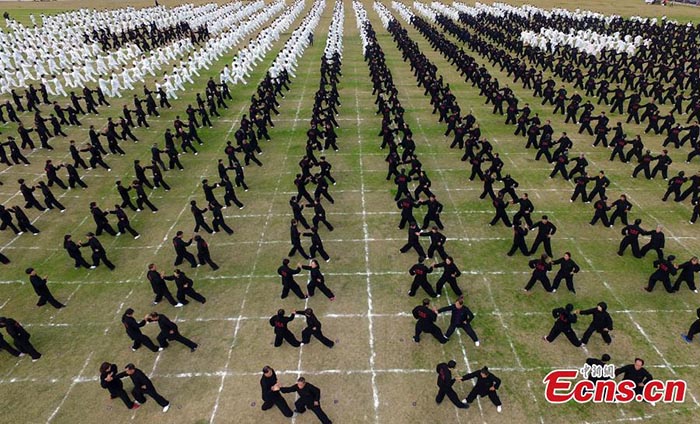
(158, 347, 164, 352)
(497, 405, 502, 413)
(132, 348, 137, 352)
(475, 341, 480, 347)
(134, 235, 140, 239)
(163, 404, 170, 412)
(89, 266, 97, 269)
(174, 303, 184, 308)
(116, 232, 122, 236)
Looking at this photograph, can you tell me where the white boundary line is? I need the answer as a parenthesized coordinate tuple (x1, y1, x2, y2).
(356, 77, 381, 422)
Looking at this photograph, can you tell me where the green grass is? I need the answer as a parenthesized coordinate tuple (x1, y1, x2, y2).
(0, 1, 699, 423)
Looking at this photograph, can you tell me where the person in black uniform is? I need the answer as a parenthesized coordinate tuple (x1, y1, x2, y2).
(37, 181, 65, 212)
(221, 179, 244, 209)
(615, 358, 653, 399)
(682, 308, 700, 343)
(65, 162, 88, 189)
(529, 215, 556, 257)
(83, 232, 115, 270)
(190, 200, 213, 234)
(551, 252, 581, 293)
(664, 172, 687, 202)
(148, 161, 170, 191)
(99, 362, 139, 410)
(18, 179, 45, 211)
(433, 256, 463, 296)
(673, 257, 700, 293)
(26, 267, 64, 308)
(11, 206, 40, 235)
(507, 219, 530, 257)
(435, 360, 470, 409)
(412, 299, 448, 344)
(118, 364, 171, 412)
(588, 171, 610, 202)
(302, 259, 335, 300)
(269, 309, 301, 348)
(209, 202, 233, 235)
(110, 205, 140, 238)
(90, 202, 117, 236)
(640, 225, 666, 260)
(489, 193, 511, 227)
(421, 226, 447, 260)
(438, 296, 479, 345)
(290, 196, 311, 229)
(408, 258, 437, 297)
(543, 304, 581, 347)
(419, 195, 444, 230)
(571, 172, 590, 203)
(121, 308, 162, 352)
(146, 263, 181, 307)
(650, 150, 673, 180)
(301, 308, 334, 348)
(590, 196, 612, 227)
(578, 302, 613, 346)
(146, 312, 198, 352)
(524, 254, 553, 293)
(63, 234, 91, 269)
(632, 150, 656, 179)
(277, 258, 307, 299)
(0, 205, 21, 235)
(260, 366, 293, 417)
(512, 193, 534, 228)
(164, 269, 206, 305)
(311, 198, 333, 232)
(280, 377, 332, 424)
(461, 367, 502, 412)
(644, 255, 677, 293)
(401, 222, 427, 260)
(133, 180, 158, 212)
(692, 199, 700, 224)
(194, 235, 219, 270)
(289, 220, 310, 260)
(116, 181, 138, 211)
(618, 219, 646, 258)
(172, 231, 197, 268)
(303, 227, 330, 262)
(609, 194, 633, 226)
(0, 317, 41, 360)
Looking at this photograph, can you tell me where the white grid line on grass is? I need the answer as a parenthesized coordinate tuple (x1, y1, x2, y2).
(7, 362, 700, 385)
(356, 81, 381, 422)
(0, 267, 689, 286)
(45, 352, 94, 423)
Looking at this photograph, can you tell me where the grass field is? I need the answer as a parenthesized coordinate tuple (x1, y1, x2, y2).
(1, 1, 700, 423)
